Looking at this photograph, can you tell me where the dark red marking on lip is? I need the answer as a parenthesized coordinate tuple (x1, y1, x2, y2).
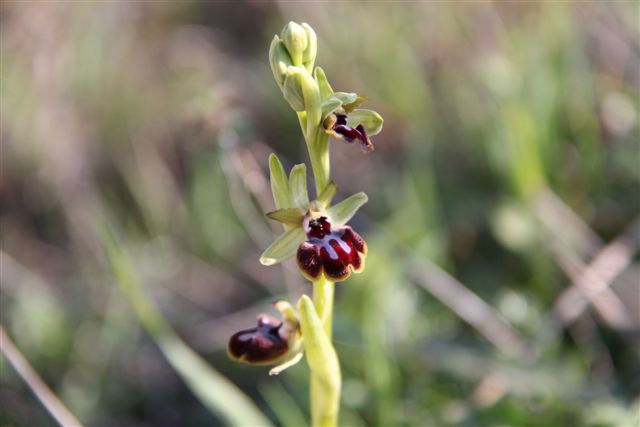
(297, 216, 367, 282)
(325, 112, 374, 152)
(228, 315, 289, 364)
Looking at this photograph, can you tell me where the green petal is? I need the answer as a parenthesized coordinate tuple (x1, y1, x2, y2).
(326, 192, 368, 226)
(347, 109, 384, 136)
(269, 154, 292, 210)
(266, 208, 305, 227)
(289, 163, 309, 210)
(260, 227, 306, 266)
(316, 181, 337, 208)
(269, 351, 304, 376)
(313, 66, 333, 100)
(321, 97, 342, 121)
(331, 92, 366, 112)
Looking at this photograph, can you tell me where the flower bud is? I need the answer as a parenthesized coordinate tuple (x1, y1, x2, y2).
(269, 36, 293, 89)
(283, 67, 306, 112)
(301, 23, 317, 72)
(281, 22, 307, 66)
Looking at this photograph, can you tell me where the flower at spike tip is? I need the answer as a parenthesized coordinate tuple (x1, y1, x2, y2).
(260, 155, 368, 282)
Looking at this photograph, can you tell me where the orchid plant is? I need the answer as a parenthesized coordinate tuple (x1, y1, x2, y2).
(227, 22, 383, 427)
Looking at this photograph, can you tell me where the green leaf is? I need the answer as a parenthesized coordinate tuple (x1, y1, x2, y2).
(269, 154, 292, 210)
(314, 66, 333, 100)
(326, 192, 368, 226)
(289, 163, 309, 210)
(316, 181, 337, 208)
(348, 109, 384, 136)
(266, 208, 305, 227)
(260, 227, 306, 266)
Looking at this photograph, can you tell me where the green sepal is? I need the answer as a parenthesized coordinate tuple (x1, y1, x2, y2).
(266, 208, 305, 227)
(289, 163, 310, 210)
(268, 299, 303, 376)
(314, 67, 334, 100)
(326, 192, 368, 226)
(298, 295, 340, 389)
(316, 181, 337, 208)
(347, 109, 384, 135)
(274, 300, 299, 324)
(269, 154, 292, 210)
(259, 227, 306, 266)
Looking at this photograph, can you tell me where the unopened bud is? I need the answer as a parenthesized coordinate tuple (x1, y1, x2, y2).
(269, 36, 292, 89)
(283, 67, 306, 112)
(281, 22, 307, 66)
(301, 23, 317, 72)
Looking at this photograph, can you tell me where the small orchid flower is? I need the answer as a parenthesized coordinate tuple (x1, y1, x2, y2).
(296, 215, 367, 281)
(259, 154, 368, 283)
(319, 90, 384, 153)
(228, 301, 303, 375)
(227, 314, 290, 364)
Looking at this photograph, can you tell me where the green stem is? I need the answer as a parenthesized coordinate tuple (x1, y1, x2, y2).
(308, 130, 330, 197)
(310, 276, 338, 427)
(298, 64, 338, 427)
(312, 275, 334, 339)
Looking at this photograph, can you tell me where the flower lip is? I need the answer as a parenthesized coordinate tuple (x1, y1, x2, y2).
(297, 215, 367, 282)
(228, 315, 289, 364)
(324, 112, 374, 152)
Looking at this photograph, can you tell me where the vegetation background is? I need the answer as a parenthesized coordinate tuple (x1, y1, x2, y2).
(1, 1, 639, 426)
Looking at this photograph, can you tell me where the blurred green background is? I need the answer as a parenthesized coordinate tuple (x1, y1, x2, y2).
(1, 2, 639, 426)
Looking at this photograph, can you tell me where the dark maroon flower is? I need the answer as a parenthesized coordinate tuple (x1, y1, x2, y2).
(228, 315, 290, 364)
(296, 216, 367, 282)
(324, 113, 374, 152)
